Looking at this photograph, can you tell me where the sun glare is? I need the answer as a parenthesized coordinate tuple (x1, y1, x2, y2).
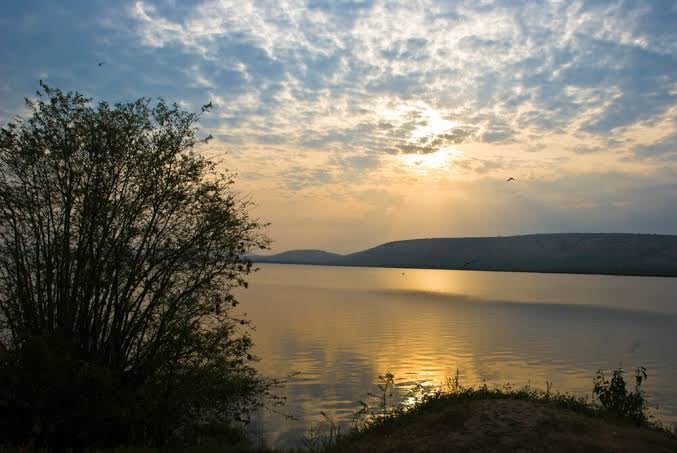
(399, 147, 460, 170)
(410, 107, 459, 141)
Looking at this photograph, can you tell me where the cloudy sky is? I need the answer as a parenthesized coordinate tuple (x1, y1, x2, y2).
(2, 0, 677, 253)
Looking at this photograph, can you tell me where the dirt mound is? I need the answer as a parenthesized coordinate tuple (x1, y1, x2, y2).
(334, 399, 677, 452)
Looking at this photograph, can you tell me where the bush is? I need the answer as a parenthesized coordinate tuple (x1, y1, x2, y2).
(306, 366, 661, 451)
(0, 84, 275, 449)
(593, 366, 649, 425)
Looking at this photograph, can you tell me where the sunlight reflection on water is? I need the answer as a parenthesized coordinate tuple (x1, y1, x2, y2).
(235, 264, 677, 447)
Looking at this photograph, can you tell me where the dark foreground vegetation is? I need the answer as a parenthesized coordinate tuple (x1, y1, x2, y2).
(0, 85, 278, 449)
(303, 368, 677, 453)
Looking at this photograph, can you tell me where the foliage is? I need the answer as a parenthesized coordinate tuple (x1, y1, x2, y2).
(306, 366, 665, 451)
(0, 84, 274, 448)
(303, 411, 343, 453)
(354, 372, 396, 422)
(593, 366, 649, 425)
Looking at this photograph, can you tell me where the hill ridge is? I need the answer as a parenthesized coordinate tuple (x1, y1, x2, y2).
(251, 233, 677, 277)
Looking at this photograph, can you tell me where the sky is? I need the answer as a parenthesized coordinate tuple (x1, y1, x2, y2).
(1, 0, 677, 253)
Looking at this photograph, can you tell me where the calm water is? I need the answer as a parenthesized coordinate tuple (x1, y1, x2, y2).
(236, 264, 677, 447)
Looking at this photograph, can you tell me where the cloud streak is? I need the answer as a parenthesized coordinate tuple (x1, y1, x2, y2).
(117, 1, 677, 158)
(1, 0, 677, 251)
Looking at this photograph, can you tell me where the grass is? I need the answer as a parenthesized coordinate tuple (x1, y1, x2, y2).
(2, 368, 675, 452)
(301, 368, 677, 453)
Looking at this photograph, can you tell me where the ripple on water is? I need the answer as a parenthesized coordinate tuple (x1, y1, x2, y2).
(240, 265, 677, 447)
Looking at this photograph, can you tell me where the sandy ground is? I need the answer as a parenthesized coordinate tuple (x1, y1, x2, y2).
(333, 399, 677, 453)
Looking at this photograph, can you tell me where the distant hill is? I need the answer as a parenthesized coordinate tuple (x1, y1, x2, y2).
(250, 233, 677, 277)
(249, 249, 342, 265)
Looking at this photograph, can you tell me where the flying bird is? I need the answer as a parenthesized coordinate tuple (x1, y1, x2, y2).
(97, 62, 105, 67)
(201, 101, 213, 112)
(463, 260, 477, 267)
(506, 177, 515, 182)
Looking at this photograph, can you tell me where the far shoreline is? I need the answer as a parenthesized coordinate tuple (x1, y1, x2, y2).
(250, 260, 677, 279)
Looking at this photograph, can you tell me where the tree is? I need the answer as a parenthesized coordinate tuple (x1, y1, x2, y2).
(0, 83, 273, 448)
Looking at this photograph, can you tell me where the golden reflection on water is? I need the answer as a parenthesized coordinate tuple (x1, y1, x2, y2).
(236, 264, 677, 447)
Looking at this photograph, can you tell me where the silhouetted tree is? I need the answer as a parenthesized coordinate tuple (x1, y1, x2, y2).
(0, 83, 273, 448)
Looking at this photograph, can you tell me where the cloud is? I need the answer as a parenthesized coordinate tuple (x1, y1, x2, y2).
(282, 166, 334, 191)
(3, 1, 676, 142)
(1, 0, 677, 250)
(634, 133, 677, 159)
(107, 0, 677, 160)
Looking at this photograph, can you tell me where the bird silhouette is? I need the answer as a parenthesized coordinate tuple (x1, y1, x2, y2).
(97, 62, 105, 67)
(506, 177, 515, 181)
(201, 101, 213, 112)
(463, 260, 477, 267)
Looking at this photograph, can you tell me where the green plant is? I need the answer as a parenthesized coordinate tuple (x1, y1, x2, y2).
(352, 372, 403, 429)
(0, 84, 275, 449)
(310, 366, 668, 452)
(303, 411, 343, 452)
(370, 372, 396, 415)
(593, 366, 649, 425)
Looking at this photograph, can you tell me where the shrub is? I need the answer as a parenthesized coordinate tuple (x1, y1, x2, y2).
(593, 366, 649, 425)
(0, 84, 275, 449)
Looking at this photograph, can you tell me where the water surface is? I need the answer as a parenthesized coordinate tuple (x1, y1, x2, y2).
(237, 264, 677, 447)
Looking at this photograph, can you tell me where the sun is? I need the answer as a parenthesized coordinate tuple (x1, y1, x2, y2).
(399, 147, 460, 170)
(410, 108, 460, 142)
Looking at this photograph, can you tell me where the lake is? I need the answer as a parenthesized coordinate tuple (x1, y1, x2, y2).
(236, 264, 677, 447)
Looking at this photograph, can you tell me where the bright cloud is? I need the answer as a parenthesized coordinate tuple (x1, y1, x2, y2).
(1, 0, 677, 252)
